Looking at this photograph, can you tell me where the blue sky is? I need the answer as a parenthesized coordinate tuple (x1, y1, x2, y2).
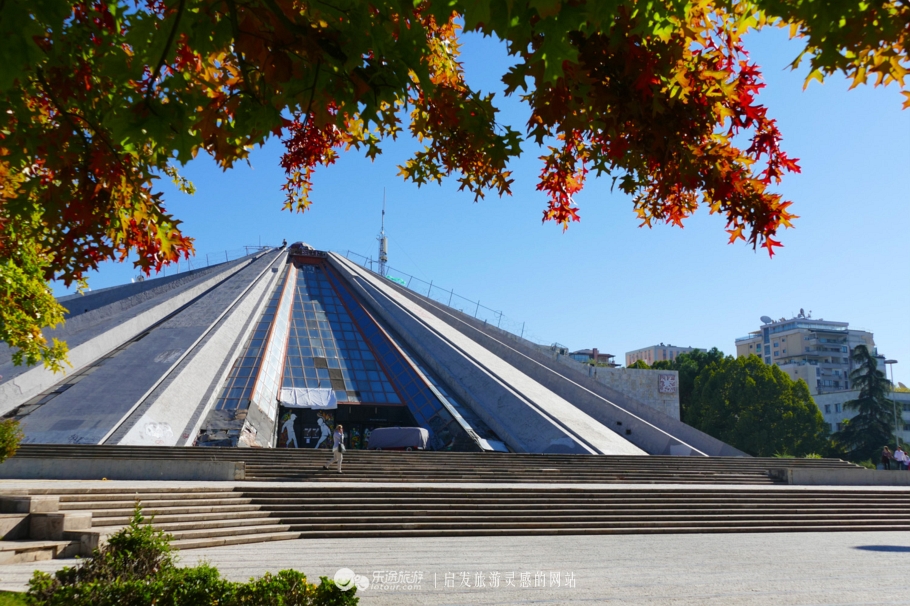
(56, 26, 910, 385)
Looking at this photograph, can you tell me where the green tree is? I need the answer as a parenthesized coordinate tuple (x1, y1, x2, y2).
(636, 347, 726, 423)
(0, 419, 22, 464)
(833, 344, 896, 461)
(668, 348, 726, 423)
(688, 354, 829, 457)
(627, 360, 651, 369)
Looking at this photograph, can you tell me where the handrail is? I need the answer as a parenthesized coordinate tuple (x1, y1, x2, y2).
(340, 250, 559, 348)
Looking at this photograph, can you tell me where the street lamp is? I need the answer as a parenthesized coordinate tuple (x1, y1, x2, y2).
(885, 359, 898, 447)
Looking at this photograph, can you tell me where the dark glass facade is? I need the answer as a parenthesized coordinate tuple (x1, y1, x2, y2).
(217, 254, 494, 451)
(214, 266, 291, 411)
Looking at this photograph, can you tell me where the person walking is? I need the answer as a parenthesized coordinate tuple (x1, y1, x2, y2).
(881, 446, 893, 470)
(323, 424, 345, 473)
(894, 447, 908, 471)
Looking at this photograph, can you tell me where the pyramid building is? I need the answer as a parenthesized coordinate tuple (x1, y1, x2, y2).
(0, 244, 743, 457)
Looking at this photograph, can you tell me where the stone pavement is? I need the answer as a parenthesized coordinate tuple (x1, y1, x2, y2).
(2, 531, 908, 604)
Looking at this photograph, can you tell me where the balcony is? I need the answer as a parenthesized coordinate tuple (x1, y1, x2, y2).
(735, 335, 759, 343)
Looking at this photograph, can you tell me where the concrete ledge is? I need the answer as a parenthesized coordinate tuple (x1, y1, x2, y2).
(0, 514, 29, 540)
(0, 495, 59, 513)
(0, 458, 245, 481)
(771, 468, 910, 486)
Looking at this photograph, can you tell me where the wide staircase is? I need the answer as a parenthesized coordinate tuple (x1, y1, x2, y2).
(16, 484, 910, 551)
(6, 445, 910, 553)
(10, 444, 862, 484)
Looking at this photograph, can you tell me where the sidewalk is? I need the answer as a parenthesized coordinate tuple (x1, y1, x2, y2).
(2, 531, 908, 604)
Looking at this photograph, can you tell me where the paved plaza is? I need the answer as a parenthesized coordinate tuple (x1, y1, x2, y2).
(3, 530, 908, 604)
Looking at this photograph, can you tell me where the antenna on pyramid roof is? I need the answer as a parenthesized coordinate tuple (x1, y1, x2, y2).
(378, 189, 388, 277)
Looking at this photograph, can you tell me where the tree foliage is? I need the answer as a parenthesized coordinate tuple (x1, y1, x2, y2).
(1, 0, 907, 369)
(833, 344, 896, 461)
(630, 347, 726, 422)
(0, 418, 23, 463)
(688, 354, 828, 457)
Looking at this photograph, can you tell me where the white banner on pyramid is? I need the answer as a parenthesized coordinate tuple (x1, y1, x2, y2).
(278, 387, 338, 409)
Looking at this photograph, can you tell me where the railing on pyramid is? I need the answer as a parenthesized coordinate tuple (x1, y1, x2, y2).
(342, 250, 561, 352)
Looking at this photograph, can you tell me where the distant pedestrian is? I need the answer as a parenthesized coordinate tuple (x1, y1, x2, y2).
(323, 424, 345, 473)
(881, 446, 893, 470)
(895, 447, 909, 471)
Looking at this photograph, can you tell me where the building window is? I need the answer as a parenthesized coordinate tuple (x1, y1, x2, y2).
(765, 357, 771, 364)
(824, 404, 831, 414)
(836, 423, 843, 432)
(835, 403, 841, 413)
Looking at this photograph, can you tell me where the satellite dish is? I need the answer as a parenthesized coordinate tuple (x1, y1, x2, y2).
(760, 316, 773, 324)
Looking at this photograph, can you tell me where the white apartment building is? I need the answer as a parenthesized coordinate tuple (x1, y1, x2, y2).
(814, 391, 909, 445)
(735, 314, 876, 395)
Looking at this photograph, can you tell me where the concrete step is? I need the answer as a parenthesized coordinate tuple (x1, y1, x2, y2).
(58, 491, 240, 503)
(87, 511, 280, 527)
(60, 497, 252, 510)
(0, 539, 79, 564)
(289, 523, 910, 539)
(287, 516, 910, 535)
(170, 531, 300, 550)
(271, 507, 903, 522)
(83, 504, 264, 518)
(91, 516, 280, 532)
(162, 523, 292, 541)
(278, 513, 910, 527)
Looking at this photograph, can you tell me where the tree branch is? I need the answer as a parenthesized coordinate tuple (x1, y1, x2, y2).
(145, 0, 187, 99)
(302, 61, 322, 129)
(259, 0, 348, 63)
(225, 0, 259, 101)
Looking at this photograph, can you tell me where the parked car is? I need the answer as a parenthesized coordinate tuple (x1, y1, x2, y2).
(366, 427, 429, 451)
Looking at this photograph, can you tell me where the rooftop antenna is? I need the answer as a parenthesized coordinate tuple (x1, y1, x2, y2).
(378, 189, 388, 277)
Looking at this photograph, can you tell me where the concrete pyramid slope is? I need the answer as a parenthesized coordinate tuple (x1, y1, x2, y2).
(356, 257, 745, 457)
(331, 255, 643, 455)
(1, 243, 744, 457)
(3, 249, 286, 444)
(330, 253, 740, 456)
(0, 253, 264, 417)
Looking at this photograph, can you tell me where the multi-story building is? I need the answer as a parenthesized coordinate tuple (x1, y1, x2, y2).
(735, 313, 876, 395)
(814, 391, 909, 447)
(625, 344, 696, 367)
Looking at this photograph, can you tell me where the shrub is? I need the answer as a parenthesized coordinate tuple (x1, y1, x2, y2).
(0, 592, 28, 606)
(27, 506, 357, 606)
(856, 459, 877, 470)
(0, 419, 22, 464)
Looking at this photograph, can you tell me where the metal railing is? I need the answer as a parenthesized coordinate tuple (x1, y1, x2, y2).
(149, 246, 275, 278)
(341, 250, 559, 348)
